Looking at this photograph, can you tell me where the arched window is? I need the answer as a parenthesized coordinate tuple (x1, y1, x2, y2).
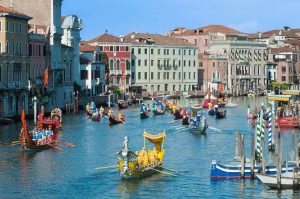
(126, 60, 130, 70)
(6, 40, 9, 55)
(116, 59, 120, 70)
(109, 59, 114, 70)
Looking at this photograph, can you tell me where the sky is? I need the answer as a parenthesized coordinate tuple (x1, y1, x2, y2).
(62, 0, 300, 40)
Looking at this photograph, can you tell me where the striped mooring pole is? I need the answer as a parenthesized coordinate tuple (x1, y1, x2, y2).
(255, 109, 264, 161)
(267, 109, 272, 149)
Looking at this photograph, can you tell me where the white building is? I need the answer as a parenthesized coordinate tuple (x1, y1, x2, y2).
(126, 33, 198, 94)
(209, 40, 268, 95)
(80, 45, 105, 95)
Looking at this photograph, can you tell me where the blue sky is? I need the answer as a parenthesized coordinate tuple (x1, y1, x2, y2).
(62, 0, 300, 40)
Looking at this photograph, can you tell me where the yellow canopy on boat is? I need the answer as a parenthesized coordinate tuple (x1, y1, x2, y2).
(282, 90, 300, 95)
(267, 94, 291, 102)
(143, 131, 165, 152)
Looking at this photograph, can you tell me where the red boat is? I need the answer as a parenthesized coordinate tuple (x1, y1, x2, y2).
(20, 106, 58, 150)
(276, 116, 299, 128)
(202, 91, 217, 109)
(109, 115, 125, 125)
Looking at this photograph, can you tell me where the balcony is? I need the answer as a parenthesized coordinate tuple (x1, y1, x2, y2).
(164, 65, 172, 70)
(116, 70, 123, 76)
(125, 70, 131, 76)
(0, 81, 29, 90)
(110, 70, 116, 76)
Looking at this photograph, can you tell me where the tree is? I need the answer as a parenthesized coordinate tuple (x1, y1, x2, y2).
(100, 52, 109, 92)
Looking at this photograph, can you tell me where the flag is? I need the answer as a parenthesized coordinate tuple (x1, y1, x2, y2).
(21, 104, 26, 131)
(43, 67, 49, 88)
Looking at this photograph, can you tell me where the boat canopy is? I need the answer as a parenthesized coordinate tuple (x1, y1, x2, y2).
(144, 131, 165, 152)
(267, 94, 291, 102)
(281, 90, 300, 95)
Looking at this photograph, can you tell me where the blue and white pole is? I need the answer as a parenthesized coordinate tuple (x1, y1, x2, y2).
(268, 109, 272, 148)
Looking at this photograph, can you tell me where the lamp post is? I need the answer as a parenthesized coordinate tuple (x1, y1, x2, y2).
(33, 96, 37, 126)
(108, 90, 111, 108)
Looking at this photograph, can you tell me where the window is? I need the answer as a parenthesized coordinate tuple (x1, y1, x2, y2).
(199, 62, 203, 67)
(189, 50, 191, 55)
(179, 72, 181, 79)
(184, 50, 186, 55)
(131, 48, 135, 54)
(194, 50, 196, 56)
(173, 72, 175, 79)
(184, 60, 186, 67)
(173, 49, 175, 55)
(188, 60, 191, 67)
(80, 70, 88, 80)
(158, 60, 161, 66)
(282, 76, 286, 81)
(194, 72, 196, 79)
(126, 77, 129, 84)
(205, 39, 208, 46)
(126, 46, 129, 51)
(151, 60, 154, 66)
(144, 48, 147, 54)
(258, 65, 260, 75)
(145, 72, 147, 79)
(144, 60, 147, 66)
(179, 60, 181, 66)
(151, 72, 154, 80)
(6, 21, 9, 32)
(138, 72, 141, 79)
(213, 62, 215, 67)
(282, 66, 286, 73)
(138, 48, 141, 54)
(109, 46, 113, 51)
(173, 85, 175, 91)
(117, 77, 120, 84)
(131, 59, 135, 67)
(158, 49, 160, 55)
(193, 61, 196, 67)
(6, 41, 9, 55)
(116, 60, 120, 70)
(157, 72, 160, 79)
(138, 59, 141, 66)
(164, 49, 166, 55)
(12, 22, 15, 33)
(189, 72, 191, 79)
(158, 85, 160, 91)
(116, 46, 120, 51)
(178, 49, 181, 55)
(184, 72, 186, 79)
(126, 60, 130, 70)
(109, 59, 114, 70)
(151, 49, 154, 54)
(194, 39, 197, 45)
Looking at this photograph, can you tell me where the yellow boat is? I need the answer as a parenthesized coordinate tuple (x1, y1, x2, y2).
(117, 131, 166, 179)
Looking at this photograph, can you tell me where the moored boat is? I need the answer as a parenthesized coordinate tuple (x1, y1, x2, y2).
(210, 160, 296, 179)
(117, 131, 166, 179)
(256, 167, 300, 189)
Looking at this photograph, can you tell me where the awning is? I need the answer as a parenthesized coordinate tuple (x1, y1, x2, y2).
(267, 94, 291, 102)
(282, 90, 300, 95)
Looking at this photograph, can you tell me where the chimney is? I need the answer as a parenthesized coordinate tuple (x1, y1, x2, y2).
(131, 34, 135, 39)
(258, 32, 262, 39)
(120, 35, 124, 42)
(197, 29, 200, 35)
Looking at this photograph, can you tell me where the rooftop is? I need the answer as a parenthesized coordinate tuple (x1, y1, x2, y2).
(0, 6, 31, 20)
(169, 25, 242, 36)
(268, 46, 298, 54)
(80, 45, 99, 52)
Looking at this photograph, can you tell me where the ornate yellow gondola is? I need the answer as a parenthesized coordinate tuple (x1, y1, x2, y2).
(117, 131, 166, 179)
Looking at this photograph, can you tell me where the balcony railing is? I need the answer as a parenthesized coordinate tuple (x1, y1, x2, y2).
(110, 70, 116, 75)
(0, 81, 29, 90)
(116, 70, 123, 75)
(125, 70, 131, 76)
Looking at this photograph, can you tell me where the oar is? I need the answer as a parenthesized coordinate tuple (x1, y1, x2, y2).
(10, 143, 20, 147)
(158, 166, 177, 172)
(56, 141, 75, 147)
(151, 168, 177, 177)
(47, 143, 63, 151)
(109, 168, 119, 173)
(95, 165, 118, 170)
(208, 126, 222, 132)
(11, 140, 20, 144)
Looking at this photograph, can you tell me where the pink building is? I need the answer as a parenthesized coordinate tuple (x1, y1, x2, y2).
(28, 33, 49, 91)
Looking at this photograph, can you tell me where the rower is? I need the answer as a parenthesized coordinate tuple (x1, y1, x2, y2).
(118, 112, 123, 120)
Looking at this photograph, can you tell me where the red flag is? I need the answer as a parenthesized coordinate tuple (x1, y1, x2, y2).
(21, 104, 26, 130)
(38, 111, 43, 130)
(43, 67, 49, 88)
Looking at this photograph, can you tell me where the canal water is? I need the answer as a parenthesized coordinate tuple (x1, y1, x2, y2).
(0, 97, 300, 198)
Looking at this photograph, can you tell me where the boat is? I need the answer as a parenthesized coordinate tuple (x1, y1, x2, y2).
(202, 90, 217, 108)
(153, 109, 165, 115)
(256, 167, 300, 189)
(118, 100, 128, 109)
(140, 111, 150, 119)
(208, 108, 216, 116)
(191, 104, 202, 112)
(152, 101, 165, 115)
(19, 105, 58, 150)
(188, 114, 208, 134)
(109, 114, 125, 125)
(216, 108, 226, 119)
(174, 109, 183, 120)
(210, 160, 297, 179)
(267, 94, 299, 128)
(117, 131, 166, 179)
(50, 108, 62, 129)
(182, 115, 189, 126)
(247, 105, 257, 119)
(86, 102, 99, 117)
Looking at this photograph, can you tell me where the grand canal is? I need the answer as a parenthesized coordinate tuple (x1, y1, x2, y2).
(0, 97, 300, 198)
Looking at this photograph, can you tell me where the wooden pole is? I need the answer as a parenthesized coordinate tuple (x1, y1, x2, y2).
(234, 131, 239, 160)
(251, 133, 255, 179)
(292, 130, 296, 161)
(240, 133, 245, 178)
(261, 137, 266, 174)
(276, 133, 282, 189)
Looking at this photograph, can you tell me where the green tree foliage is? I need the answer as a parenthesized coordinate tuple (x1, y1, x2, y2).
(100, 52, 110, 88)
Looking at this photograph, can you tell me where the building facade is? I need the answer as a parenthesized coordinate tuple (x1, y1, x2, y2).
(88, 33, 132, 90)
(0, 6, 31, 117)
(80, 45, 105, 95)
(1, 0, 83, 112)
(127, 33, 198, 94)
